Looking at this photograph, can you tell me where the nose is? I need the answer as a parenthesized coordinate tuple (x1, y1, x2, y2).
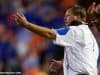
(64, 17, 67, 22)
(64, 16, 67, 22)
(64, 16, 66, 20)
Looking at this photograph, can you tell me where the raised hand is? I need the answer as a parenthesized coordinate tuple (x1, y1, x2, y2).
(87, 2, 96, 15)
(15, 13, 29, 26)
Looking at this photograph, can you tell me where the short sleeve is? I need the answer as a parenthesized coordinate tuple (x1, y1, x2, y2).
(52, 28, 74, 47)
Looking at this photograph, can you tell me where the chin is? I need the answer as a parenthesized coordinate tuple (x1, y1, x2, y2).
(65, 23, 69, 26)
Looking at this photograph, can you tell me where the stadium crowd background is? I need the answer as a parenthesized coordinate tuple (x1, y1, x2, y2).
(0, 0, 99, 75)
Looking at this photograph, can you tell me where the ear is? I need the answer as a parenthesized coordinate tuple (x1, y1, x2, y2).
(74, 15, 82, 22)
(74, 16, 78, 20)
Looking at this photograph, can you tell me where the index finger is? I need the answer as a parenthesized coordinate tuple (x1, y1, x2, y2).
(16, 14, 23, 19)
(20, 13, 24, 17)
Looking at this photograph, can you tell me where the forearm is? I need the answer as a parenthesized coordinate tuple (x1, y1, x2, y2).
(21, 22, 56, 39)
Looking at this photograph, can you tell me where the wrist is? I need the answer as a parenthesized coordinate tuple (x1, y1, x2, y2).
(21, 21, 29, 27)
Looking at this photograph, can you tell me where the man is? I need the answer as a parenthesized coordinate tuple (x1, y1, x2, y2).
(87, 2, 100, 31)
(16, 5, 99, 75)
(87, 3, 100, 75)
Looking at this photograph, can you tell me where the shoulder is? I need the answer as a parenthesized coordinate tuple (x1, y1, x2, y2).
(70, 24, 89, 31)
(52, 27, 70, 35)
(69, 25, 88, 36)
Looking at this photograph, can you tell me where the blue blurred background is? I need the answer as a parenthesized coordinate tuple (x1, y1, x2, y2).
(0, 0, 100, 75)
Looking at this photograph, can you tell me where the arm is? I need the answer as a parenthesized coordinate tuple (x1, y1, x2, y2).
(16, 14, 56, 39)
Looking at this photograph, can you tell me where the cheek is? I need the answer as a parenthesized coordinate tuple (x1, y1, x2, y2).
(67, 16, 73, 22)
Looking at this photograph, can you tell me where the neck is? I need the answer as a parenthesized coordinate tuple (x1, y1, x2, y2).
(69, 20, 83, 26)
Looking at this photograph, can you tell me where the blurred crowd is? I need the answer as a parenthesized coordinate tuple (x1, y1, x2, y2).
(0, 0, 100, 75)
